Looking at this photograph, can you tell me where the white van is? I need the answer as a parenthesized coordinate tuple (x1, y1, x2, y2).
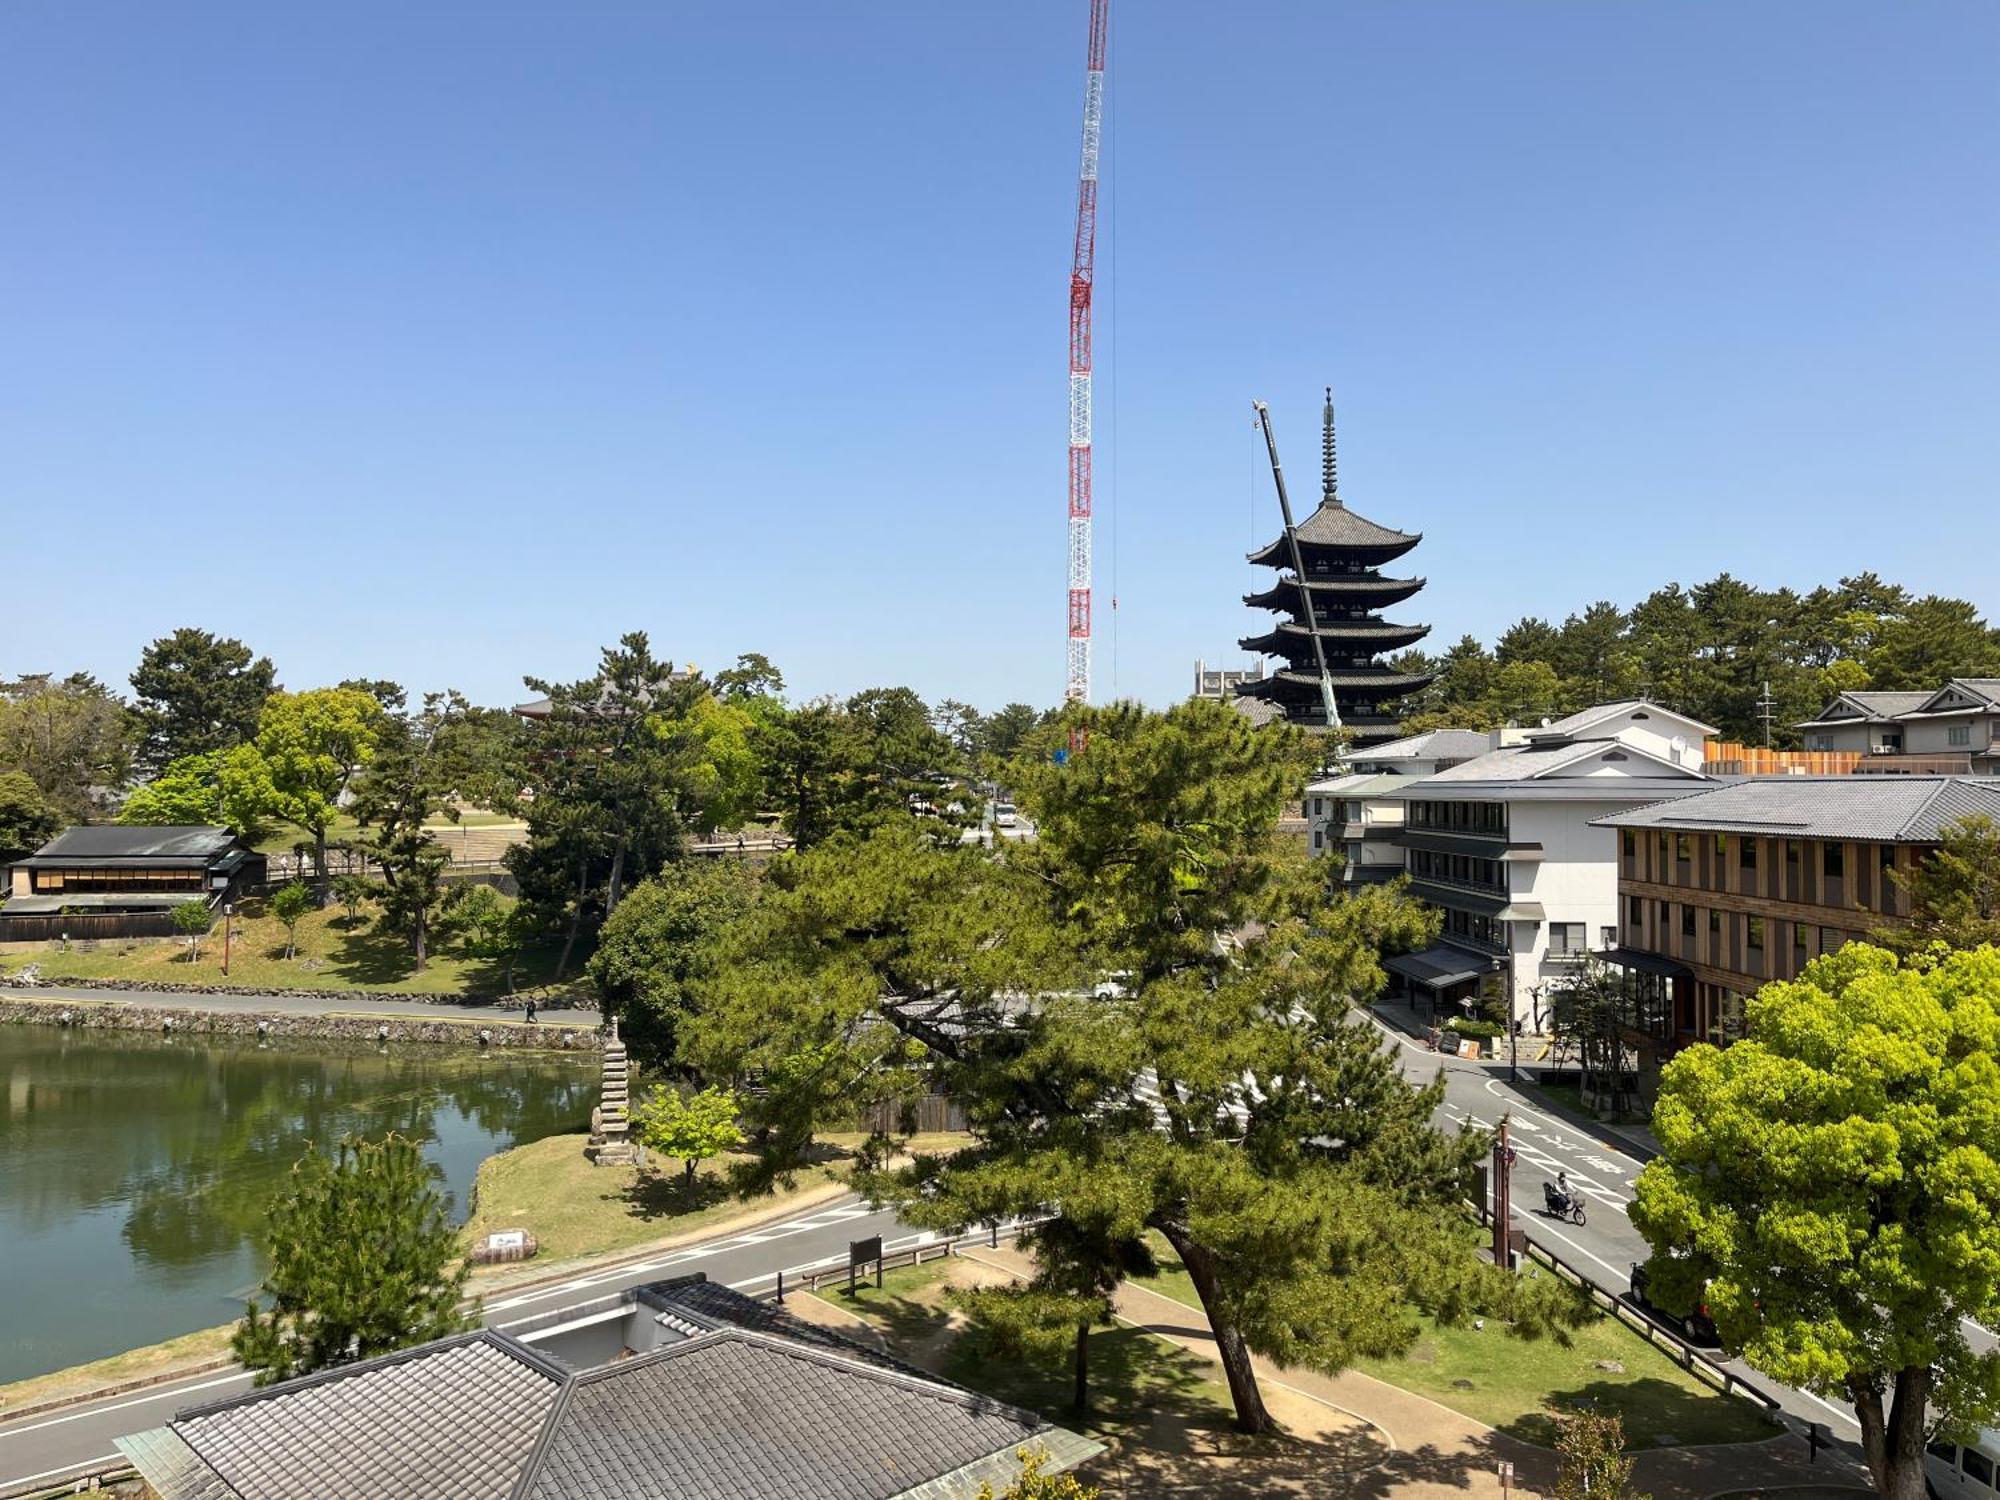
(1928, 1430, 2000, 1500)
(994, 802, 1019, 829)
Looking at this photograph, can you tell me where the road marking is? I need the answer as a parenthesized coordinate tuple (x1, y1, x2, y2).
(0, 1373, 245, 1436)
(0, 1455, 125, 1487)
(1526, 1217, 1631, 1281)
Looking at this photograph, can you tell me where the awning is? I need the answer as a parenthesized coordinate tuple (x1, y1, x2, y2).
(1598, 947, 1693, 980)
(0, 892, 208, 915)
(1384, 946, 1490, 990)
(1496, 902, 1546, 922)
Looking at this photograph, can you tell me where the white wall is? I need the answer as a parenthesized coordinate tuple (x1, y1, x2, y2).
(1498, 800, 1631, 1024)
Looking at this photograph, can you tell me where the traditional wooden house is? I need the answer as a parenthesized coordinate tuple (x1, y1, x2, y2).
(1, 825, 264, 940)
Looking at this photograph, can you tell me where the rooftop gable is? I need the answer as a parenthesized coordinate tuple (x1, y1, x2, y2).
(30, 825, 239, 862)
(1535, 699, 1718, 742)
(1908, 679, 2000, 717)
(1418, 736, 1704, 785)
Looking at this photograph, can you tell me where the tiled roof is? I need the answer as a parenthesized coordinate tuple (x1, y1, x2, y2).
(1597, 776, 2000, 841)
(1252, 500, 1418, 555)
(158, 1333, 562, 1500)
(1352, 728, 1493, 763)
(28, 825, 237, 861)
(1536, 699, 1719, 739)
(638, 1280, 944, 1384)
(1416, 737, 1699, 784)
(523, 1330, 1063, 1500)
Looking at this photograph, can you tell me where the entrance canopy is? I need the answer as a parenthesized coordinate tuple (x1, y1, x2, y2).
(1384, 945, 1489, 992)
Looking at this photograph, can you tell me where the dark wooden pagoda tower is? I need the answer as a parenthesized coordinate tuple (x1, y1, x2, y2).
(1233, 390, 1435, 743)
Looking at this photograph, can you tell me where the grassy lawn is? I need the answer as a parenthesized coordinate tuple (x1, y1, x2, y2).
(814, 1258, 1236, 1450)
(0, 894, 592, 999)
(0, 1324, 233, 1415)
(462, 1129, 972, 1267)
(1134, 1238, 1777, 1449)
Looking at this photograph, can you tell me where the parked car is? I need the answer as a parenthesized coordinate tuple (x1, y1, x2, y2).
(993, 802, 1019, 829)
(1927, 1430, 2000, 1500)
(1627, 1259, 1721, 1347)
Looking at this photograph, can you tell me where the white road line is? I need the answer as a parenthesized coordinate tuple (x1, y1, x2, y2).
(1527, 1217, 1632, 1281)
(0, 1455, 124, 1487)
(0, 1373, 245, 1436)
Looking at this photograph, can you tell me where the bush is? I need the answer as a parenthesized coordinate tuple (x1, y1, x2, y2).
(1447, 1017, 1504, 1040)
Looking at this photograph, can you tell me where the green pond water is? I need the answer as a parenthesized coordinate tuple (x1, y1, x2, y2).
(0, 1025, 596, 1384)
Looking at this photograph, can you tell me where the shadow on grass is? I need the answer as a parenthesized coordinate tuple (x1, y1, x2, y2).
(617, 1169, 734, 1222)
(1513, 1375, 1779, 1449)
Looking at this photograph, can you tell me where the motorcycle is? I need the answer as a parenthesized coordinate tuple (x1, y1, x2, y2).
(1542, 1180, 1586, 1226)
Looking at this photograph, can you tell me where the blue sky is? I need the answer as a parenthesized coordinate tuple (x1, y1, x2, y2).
(3, 2, 1995, 713)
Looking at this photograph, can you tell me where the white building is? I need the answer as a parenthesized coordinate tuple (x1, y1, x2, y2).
(1305, 729, 1492, 881)
(1380, 701, 1717, 1027)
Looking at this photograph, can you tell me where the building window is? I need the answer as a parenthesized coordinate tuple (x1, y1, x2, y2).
(1681, 906, 1696, 937)
(1622, 830, 1635, 857)
(1821, 926, 1842, 954)
(1794, 922, 1810, 953)
(1823, 844, 1844, 878)
(1785, 841, 1800, 870)
(1312, 830, 1322, 850)
(1628, 895, 1643, 924)
(1741, 839, 1757, 871)
(1657, 832, 1669, 858)
(1948, 725, 1972, 747)
(1675, 834, 1691, 863)
(1809, 733, 1833, 751)
(1549, 922, 1587, 955)
(1708, 909, 1721, 937)
(1601, 925, 1618, 949)
(1747, 917, 1765, 951)
(1714, 833, 1727, 861)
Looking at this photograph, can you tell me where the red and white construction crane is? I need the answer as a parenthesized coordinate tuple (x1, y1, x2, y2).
(1064, 0, 1108, 704)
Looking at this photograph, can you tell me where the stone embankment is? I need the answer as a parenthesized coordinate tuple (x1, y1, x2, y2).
(0, 996, 605, 1050)
(0, 971, 591, 1011)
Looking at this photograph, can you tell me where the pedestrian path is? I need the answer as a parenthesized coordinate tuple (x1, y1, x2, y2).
(10, 983, 552, 1022)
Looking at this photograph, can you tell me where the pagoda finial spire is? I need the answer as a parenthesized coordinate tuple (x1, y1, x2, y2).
(1321, 386, 1340, 508)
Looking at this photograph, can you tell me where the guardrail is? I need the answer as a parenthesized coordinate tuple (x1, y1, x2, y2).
(1471, 1201, 1781, 1416)
(0, 1462, 136, 1498)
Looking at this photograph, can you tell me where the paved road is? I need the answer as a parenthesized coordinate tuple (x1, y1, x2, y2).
(1357, 1009, 1878, 1445)
(0, 1195, 926, 1494)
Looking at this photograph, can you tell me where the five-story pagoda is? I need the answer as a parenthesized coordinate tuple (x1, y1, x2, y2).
(1234, 390, 1435, 743)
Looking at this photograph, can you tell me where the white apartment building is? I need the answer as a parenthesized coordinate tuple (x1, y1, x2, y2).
(1378, 701, 1717, 1026)
(1306, 729, 1492, 881)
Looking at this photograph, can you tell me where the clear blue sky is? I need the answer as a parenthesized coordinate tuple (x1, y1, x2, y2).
(4, 2, 1995, 713)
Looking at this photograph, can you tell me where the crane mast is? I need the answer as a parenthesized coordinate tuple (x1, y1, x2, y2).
(1064, 0, 1108, 704)
(1253, 400, 1345, 769)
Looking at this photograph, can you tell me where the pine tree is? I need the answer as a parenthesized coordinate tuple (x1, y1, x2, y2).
(234, 1135, 473, 1385)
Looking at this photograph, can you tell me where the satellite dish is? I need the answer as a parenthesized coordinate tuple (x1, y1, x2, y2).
(1671, 735, 1688, 756)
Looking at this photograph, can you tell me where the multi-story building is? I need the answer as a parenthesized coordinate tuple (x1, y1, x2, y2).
(1381, 701, 1715, 1023)
(1304, 728, 1492, 881)
(1794, 679, 2000, 774)
(1232, 391, 1434, 743)
(1599, 775, 2000, 1048)
(1193, 659, 1264, 702)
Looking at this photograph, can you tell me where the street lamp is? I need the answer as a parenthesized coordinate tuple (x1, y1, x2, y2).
(1489, 955, 1519, 1084)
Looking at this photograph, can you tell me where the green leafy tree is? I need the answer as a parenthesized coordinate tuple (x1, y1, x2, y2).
(0, 770, 62, 855)
(331, 872, 375, 928)
(589, 859, 758, 1066)
(233, 1134, 474, 1385)
(974, 1447, 1100, 1500)
(455, 884, 539, 993)
(1867, 596, 2000, 690)
(712, 652, 786, 701)
(128, 628, 277, 774)
(269, 881, 312, 960)
(691, 699, 1591, 1434)
(352, 693, 475, 969)
(1631, 944, 2000, 1500)
(256, 687, 386, 905)
(0, 673, 134, 822)
(1552, 1411, 1643, 1500)
(117, 744, 278, 841)
(633, 1085, 746, 1192)
(172, 899, 214, 961)
(1876, 814, 2000, 957)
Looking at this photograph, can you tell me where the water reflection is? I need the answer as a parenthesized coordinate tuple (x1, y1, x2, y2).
(0, 1026, 593, 1382)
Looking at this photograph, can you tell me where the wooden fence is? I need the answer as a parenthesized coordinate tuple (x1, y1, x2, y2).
(0, 910, 191, 943)
(852, 1094, 967, 1135)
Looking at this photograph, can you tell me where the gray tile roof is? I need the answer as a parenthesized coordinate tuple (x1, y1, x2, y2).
(1416, 737, 1701, 784)
(1350, 728, 1494, 763)
(1596, 776, 2000, 841)
(153, 1333, 564, 1500)
(523, 1329, 1066, 1500)
(27, 825, 237, 862)
(117, 1282, 1101, 1500)
(1535, 699, 1719, 739)
(1251, 499, 1418, 555)
(1795, 690, 1933, 727)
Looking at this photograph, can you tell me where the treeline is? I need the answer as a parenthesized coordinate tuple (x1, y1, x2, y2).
(1384, 572, 2000, 744)
(0, 626, 1052, 970)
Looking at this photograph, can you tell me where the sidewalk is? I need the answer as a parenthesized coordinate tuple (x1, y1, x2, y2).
(960, 1245, 1865, 1500)
(5, 982, 557, 1022)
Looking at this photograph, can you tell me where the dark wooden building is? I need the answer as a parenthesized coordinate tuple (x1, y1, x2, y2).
(1234, 391, 1434, 744)
(2, 825, 265, 941)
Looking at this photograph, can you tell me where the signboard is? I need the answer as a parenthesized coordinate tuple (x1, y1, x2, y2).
(489, 1230, 528, 1250)
(1457, 1037, 1483, 1061)
(849, 1235, 883, 1268)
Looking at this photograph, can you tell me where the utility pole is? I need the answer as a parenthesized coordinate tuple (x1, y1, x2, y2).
(1492, 1115, 1514, 1269)
(1756, 678, 1777, 748)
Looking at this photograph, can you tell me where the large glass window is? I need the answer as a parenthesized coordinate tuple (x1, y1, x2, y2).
(1681, 906, 1696, 937)
(1548, 922, 1587, 955)
(1741, 839, 1758, 871)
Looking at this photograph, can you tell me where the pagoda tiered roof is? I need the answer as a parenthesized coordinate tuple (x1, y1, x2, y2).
(1243, 574, 1426, 611)
(1239, 618, 1431, 658)
(1245, 504, 1421, 566)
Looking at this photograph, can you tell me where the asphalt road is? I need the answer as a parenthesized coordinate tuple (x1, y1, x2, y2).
(0, 1195, 919, 1494)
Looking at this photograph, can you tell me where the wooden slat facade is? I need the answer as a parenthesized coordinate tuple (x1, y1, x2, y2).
(1613, 826, 1915, 1046)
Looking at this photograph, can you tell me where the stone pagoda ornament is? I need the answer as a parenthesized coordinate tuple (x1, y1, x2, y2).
(588, 1016, 640, 1167)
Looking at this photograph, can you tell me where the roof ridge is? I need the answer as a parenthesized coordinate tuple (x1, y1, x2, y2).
(175, 1329, 555, 1424)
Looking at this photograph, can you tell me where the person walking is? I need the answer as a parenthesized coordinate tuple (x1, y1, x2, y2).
(524, 996, 538, 1024)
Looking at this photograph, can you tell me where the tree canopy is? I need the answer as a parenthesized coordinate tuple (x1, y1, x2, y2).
(256, 686, 387, 901)
(1393, 572, 2000, 742)
(590, 857, 759, 1066)
(1876, 815, 2000, 958)
(0, 770, 62, 855)
(128, 627, 276, 774)
(233, 1134, 473, 1385)
(0, 672, 133, 822)
(1631, 944, 2000, 1500)
(687, 697, 1589, 1432)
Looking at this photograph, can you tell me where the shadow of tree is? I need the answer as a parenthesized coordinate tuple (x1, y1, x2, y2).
(1526, 1375, 1780, 1448)
(616, 1168, 732, 1222)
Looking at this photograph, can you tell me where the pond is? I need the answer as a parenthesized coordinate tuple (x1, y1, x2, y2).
(0, 1025, 597, 1384)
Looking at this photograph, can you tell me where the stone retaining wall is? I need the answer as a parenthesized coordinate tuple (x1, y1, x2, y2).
(0, 998, 605, 1050)
(0, 972, 591, 1011)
